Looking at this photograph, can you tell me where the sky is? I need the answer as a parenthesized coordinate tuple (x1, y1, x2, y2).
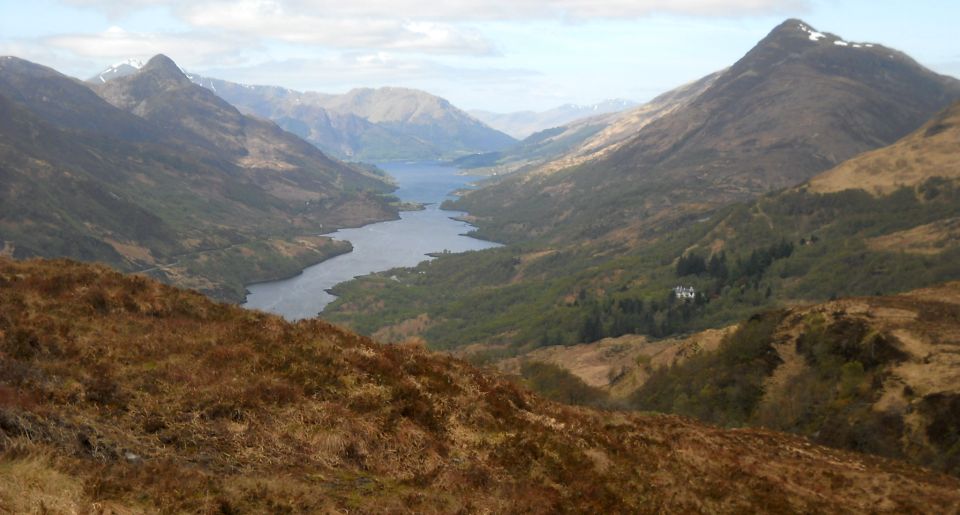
(1, 0, 958, 112)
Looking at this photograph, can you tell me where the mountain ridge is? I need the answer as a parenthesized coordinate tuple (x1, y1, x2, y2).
(450, 19, 960, 245)
(0, 55, 397, 302)
(92, 54, 389, 190)
(470, 99, 638, 139)
(463, 71, 724, 177)
(167, 72, 516, 160)
(89, 58, 144, 84)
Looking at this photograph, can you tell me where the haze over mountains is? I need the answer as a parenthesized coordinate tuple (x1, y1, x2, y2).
(173, 74, 516, 161)
(455, 72, 722, 175)
(469, 99, 637, 139)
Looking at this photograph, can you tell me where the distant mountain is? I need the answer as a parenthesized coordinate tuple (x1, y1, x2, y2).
(0, 55, 396, 301)
(88, 58, 144, 83)
(184, 75, 425, 160)
(169, 74, 516, 161)
(452, 19, 960, 244)
(470, 99, 637, 139)
(450, 113, 619, 173)
(92, 55, 388, 194)
(456, 75, 719, 175)
(320, 86, 517, 157)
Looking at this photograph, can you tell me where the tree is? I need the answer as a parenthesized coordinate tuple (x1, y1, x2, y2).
(677, 253, 707, 277)
(708, 252, 728, 280)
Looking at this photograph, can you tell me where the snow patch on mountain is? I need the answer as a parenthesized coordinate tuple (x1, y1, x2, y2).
(796, 22, 874, 49)
(95, 58, 145, 83)
(798, 23, 827, 42)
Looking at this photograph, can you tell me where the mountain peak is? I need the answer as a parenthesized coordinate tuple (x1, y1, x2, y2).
(88, 58, 146, 83)
(761, 18, 831, 45)
(763, 18, 877, 50)
(142, 54, 186, 77)
(113, 58, 144, 70)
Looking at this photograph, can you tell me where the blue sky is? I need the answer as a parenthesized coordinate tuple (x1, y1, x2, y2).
(1, 0, 957, 112)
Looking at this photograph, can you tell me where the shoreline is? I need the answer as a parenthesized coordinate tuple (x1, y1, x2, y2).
(241, 162, 503, 319)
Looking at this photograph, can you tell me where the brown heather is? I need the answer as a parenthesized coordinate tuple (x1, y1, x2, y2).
(0, 257, 959, 513)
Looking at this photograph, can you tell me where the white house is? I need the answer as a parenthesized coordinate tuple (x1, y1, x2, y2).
(674, 286, 696, 300)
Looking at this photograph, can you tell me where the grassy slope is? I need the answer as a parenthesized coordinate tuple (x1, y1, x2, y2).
(628, 282, 960, 477)
(324, 24, 960, 351)
(1, 257, 960, 513)
(324, 180, 960, 351)
(325, 100, 960, 353)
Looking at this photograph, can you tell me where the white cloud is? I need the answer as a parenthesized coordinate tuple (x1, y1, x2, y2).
(50, 0, 807, 58)
(64, 0, 808, 21)
(181, 2, 496, 54)
(25, 0, 810, 108)
(305, 0, 807, 20)
(203, 52, 538, 90)
(197, 52, 546, 110)
(43, 26, 257, 68)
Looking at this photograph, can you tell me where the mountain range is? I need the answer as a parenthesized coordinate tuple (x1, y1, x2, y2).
(469, 99, 637, 139)
(0, 54, 397, 301)
(324, 20, 960, 365)
(454, 72, 721, 176)
(178, 74, 516, 161)
(451, 19, 960, 245)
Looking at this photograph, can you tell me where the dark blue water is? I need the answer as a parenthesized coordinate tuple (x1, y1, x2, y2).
(388, 161, 479, 203)
(242, 162, 500, 320)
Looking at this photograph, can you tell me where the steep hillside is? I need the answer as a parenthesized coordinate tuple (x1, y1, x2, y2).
(808, 100, 960, 195)
(1, 258, 959, 513)
(0, 56, 397, 302)
(489, 327, 735, 401)
(455, 73, 719, 176)
(470, 99, 637, 139)
(93, 55, 389, 195)
(181, 74, 516, 160)
(628, 284, 960, 477)
(451, 19, 960, 245)
(324, 91, 960, 357)
(451, 114, 617, 173)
